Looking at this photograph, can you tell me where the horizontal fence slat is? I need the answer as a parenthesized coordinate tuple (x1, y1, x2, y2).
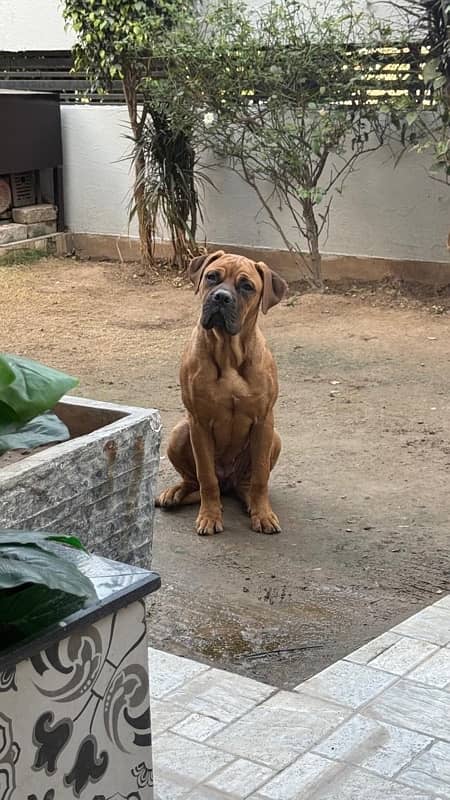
(0, 47, 428, 106)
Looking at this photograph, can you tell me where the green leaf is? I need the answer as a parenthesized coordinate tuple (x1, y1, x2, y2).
(0, 545, 96, 600)
(0, 585, 86, 646)
(423, 58, 440, 85)
(406, 111, 418, 126)
(0, 411, 70, 454)
(0, 354, 78, 424)
(0, 530, 87, 553)
(433, 75, 447, 90)
(0, 358, 15, 390)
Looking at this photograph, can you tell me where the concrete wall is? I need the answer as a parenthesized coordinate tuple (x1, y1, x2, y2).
(62, 107, 139, 239)
(0, 0, 75, 51)
(62, 106, 450, 265)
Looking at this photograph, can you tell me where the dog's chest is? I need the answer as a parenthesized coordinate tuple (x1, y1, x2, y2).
(212, 368, 266, 417)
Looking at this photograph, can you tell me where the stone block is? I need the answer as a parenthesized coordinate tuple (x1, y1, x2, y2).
(0, 222, 27, 245)
(26, 221, 57, 239)
(12, 203, 57, 224)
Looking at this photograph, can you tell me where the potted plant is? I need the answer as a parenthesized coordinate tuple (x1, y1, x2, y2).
(0, 354, 161, 568)
(0, 529, 160, 800)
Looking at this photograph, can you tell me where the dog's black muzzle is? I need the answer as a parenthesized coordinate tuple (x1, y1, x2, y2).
(201, 288, 240, 335)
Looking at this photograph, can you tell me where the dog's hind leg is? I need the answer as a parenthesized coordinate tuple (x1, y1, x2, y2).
(156, 418, 200, 509)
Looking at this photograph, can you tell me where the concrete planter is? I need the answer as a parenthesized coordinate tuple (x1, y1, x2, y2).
(0, 397, 161, 568)
(0, 552, 160, 799)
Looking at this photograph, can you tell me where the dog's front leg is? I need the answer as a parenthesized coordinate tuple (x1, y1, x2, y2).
(189, 417, 223, 535)
(249, 413, 281, 534)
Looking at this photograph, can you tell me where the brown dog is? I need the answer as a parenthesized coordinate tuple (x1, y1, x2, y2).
(156, 250, 287, 535)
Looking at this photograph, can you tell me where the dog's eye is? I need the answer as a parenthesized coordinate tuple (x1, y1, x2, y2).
(239, 280, 255, 293)
(206, 271, 220, 284)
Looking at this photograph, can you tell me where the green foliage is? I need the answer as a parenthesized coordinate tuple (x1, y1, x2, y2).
(0, 354, 78, 454)
(388, 0, 449, 182)
(63, 0, 178, 90)
(0, 531, 96, 649)
(63, 0, 200, 268)
(0, 354, 78, 424)
(156, 0, 397, 286)
(0, 412, 71, 455)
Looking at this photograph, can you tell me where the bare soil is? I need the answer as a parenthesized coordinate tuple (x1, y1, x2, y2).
(0, 445, 52, 468)
(1, 257, 449, 688)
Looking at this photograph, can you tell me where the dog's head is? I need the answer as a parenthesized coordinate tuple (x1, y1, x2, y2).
(189, 250, 287, 335)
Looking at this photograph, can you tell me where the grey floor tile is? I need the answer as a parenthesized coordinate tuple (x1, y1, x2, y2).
(314, 714, 431, 777)
(346, 632, 402, 665)
(433, 596, 450, 611)
(153, 731, 234, 783)
(153, 771, 194, 799)
(311, 766, 436, 799)
(295, 659, 396, 708)
(149, 648, 210, 699)
(365, 679, 450, 739)
(152, 698, 191, 736)
(207, 758, 275, 798)
(185, 788, 238, 799)
(163, 667, 274, 724)
(369, 637, 438, 676)
(172, 712, 227, 741)
(398, 741, 450, 798)
(209, 690, 350, 770)
(408, 648, 450, 688)
(392, 606, 450, 646)
(254, 752, 341, 799)
(255, 762, 434, 799)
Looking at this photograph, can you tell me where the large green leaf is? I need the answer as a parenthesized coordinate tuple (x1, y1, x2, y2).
(0, 546, 96, 600)
(0, 411, 71, 454)
(0, 531, 97, 651)
(0, 585, 85, 645)
(0, 353, 78, 424)
(0, 530, 88, 553)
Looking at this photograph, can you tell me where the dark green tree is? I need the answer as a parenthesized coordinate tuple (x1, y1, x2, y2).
(63, 0, 200, 268)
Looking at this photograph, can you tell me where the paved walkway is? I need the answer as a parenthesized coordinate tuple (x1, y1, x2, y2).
(149, 595, 450, 799)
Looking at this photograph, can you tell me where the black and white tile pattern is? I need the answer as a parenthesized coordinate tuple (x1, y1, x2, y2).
(0, 600, 154, 800)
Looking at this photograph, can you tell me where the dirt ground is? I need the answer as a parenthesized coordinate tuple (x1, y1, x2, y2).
(2, 256, 450, 689)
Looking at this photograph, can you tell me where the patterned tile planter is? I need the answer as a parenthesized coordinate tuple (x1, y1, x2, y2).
(0, 397, 161, 568)
(0, 551, 160, 800)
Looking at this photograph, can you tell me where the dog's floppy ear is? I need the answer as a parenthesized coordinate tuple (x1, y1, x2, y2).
(256, 261, 288, 314)
(189, 250, 225, 294)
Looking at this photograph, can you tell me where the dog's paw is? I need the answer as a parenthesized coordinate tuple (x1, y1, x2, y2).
(251, 509, 281, 534)
(196, 508, 224, 536)
(155, 486, 180, 508)
(156, 484, 190, 508)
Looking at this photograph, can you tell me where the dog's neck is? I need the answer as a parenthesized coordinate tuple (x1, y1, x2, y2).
(199, 315, 259, 372)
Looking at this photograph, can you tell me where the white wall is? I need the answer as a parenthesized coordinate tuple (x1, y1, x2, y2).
(62, 107, 139, 238)
(0, 0, 403, 53)
(62, 106, 449, 264)
(0, 0, 74, 51)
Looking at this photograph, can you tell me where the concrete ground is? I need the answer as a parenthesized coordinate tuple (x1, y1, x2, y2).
(1, 258, 449, 689)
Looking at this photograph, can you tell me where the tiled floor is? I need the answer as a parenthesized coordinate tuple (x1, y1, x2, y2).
(149, 596, 450, 799)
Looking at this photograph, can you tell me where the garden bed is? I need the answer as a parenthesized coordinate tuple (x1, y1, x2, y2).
(0, 396, 161, 568)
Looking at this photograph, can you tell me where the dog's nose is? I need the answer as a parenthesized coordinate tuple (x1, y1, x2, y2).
(213, 288, 233, 306)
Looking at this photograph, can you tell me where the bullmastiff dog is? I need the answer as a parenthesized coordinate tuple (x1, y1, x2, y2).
(156, 250, 287, 535)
